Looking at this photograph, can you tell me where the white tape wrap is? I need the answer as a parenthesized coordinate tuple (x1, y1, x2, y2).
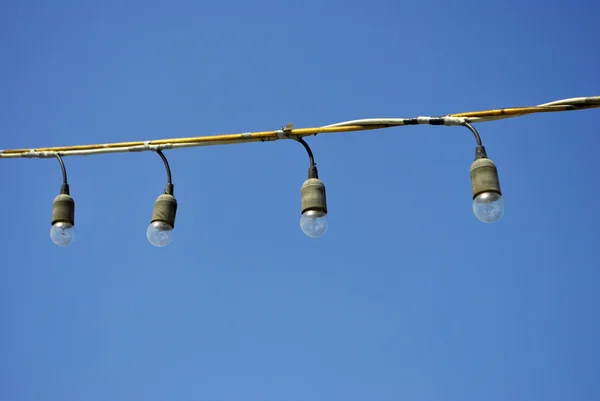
(443, 117, 467, 126)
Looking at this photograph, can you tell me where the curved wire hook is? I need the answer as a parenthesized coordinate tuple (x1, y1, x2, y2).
(463, 122, 483, 147)
(295, 137, 316, 168)
(55, 153, 68, 185)
(155, 149, 174, 195)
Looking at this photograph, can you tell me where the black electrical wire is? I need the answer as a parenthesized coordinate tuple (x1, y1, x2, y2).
(55, 153, 68, 185)
(296, 137, 316, 167)
(463, 122, 483, 146)
(156, 149, 172, 184)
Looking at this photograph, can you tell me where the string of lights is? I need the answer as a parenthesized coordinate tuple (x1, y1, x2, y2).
(3, 95, 599, 246)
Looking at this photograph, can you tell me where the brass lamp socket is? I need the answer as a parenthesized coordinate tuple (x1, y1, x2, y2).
(470, 158, 502, 199)
(52, 194, 75, 226)
(151, 194, 178, 228)
(301, 178, 327, 215)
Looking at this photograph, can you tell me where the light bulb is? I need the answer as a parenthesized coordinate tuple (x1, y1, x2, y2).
(473, 191, 504, 223)
(50, 222, 76, 246)
(147, 221, 174, 247)
(300, 209, 328, 237)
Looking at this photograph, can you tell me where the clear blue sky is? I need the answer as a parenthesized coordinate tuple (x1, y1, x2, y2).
(1, 1, 599, 400)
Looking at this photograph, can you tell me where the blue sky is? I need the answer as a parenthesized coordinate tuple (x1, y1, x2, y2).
(1, 1, 599, 400)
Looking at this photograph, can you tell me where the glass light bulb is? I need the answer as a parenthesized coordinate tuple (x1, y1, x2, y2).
(50, 222, 75, 246)
(146, 221, 174, 247)
(473, 191, 504, 223)
(300, 209, 328, 237)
